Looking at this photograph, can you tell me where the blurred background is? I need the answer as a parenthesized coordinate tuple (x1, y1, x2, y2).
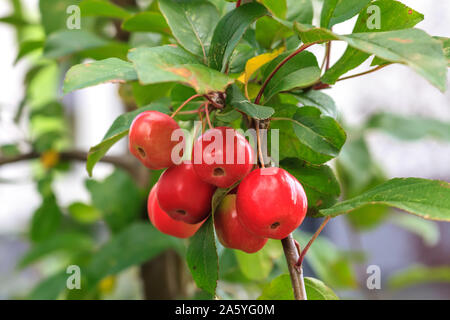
(0, 0, 449, 300)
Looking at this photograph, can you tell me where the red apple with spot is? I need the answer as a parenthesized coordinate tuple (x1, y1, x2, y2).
(157, 161, 216, 224)
(236, 167, 308, 240)
(148, 184, 202, 238)
(129, 111, 184, 169)
(215, 194, 267, 253)
(192, 126, 255, 188)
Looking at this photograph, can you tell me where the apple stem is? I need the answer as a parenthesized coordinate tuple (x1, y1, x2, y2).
(255, 122, 266, 168)
(282, 235, 307, 300)
(254, 42, 318, 105)
(171, 94, 203, 118)
(296, 216, 331, 267)
(204, 103, 214, 129)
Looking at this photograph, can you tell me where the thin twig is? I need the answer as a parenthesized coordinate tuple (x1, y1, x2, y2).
(321, 41, 331, 72)
(254, 42, 317, 105)
(296, 216, 331, 267)
(336, 64, 389, 82)
(171, 94, 202, 118)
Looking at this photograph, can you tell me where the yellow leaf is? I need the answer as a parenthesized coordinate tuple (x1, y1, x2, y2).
(238, 48, 284, 85)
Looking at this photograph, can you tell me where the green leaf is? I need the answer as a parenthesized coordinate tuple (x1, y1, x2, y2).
(226, 84, 275, 120)
(260, 0, 287, 19)
(132, 82, 174, 107)
(29, 271, 68, 300)
(435, 37, 450, 66)
(208, 2, 268, 71)
(234, 240, 283, 281)
(15, 40, 44, 64)
(30, 195, 63, 243)
(258, 274, 294, 300)
(80, 0, 132, 19)
(215, 109, 242, 123)
(323, 0, 424, 84)
(229, 43, 257, 74)
(286, 0, 313, 24)
(320, 0, 372, 29)
(293, 90, 337, 118)
(320, 178, 450, 221)
(128, 45, 233, 94)
(262, 51, 321, 102)
(19, 233, 94, 268)
(275, 106, 346, 164)
(255, 16, 293, 49)
(304, 277, 339, 300)
(85, 170, 142, 233)
(295, 25, 448, 91)
(79, 42, 130, 60)
(390, 214, 440, 246)
(86, 222, 180, 285)
(258, 274, 339, 300)
(294, 231, 358, 289)
(68, 202, 102, 224)
(63, 58, 137, 94)
(366, 112, 450, 141)
(86, 101, 170, 177)
(122, 12, 171, 35)
(388, 265, 450, 290)
(186, 218, 218, 296)
(159, 0, 219, 61)
(281, 158, 340, 216)
(43, 30, 108, 59)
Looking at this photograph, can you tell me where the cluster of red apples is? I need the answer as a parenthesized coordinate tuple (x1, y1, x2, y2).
(129, 110, 308, 254)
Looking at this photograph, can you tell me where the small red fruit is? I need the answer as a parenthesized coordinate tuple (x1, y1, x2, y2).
(129, 111, 184, 169)
(157, 161, 216, 224)
(192, 126, 255, 188)
(148, 185, 202, 238)
(215, 194, 267, 253)
(236, 167, 307, 240)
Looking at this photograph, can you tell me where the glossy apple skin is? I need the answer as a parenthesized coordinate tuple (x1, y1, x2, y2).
(157, 161, 216, 224)
(192, 127, 255, 188)
(129, 111, 184, 170)
(215, 194, 267, 253)
(148, 185, 202, 238)
(236, 167, 308, 240)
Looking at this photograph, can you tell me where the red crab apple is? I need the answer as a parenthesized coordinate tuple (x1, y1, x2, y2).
(236, 167, 308, 240)
(192, 126, 255, 188)
(157, 161, 216, 224)
(215, 194, 267, 253)
(129, 111, 184, 169)
(148, 184, 203, 238)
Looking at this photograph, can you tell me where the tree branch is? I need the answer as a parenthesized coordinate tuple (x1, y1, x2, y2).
(0, 150, 135, 174)
(282, 235, 307, 300)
